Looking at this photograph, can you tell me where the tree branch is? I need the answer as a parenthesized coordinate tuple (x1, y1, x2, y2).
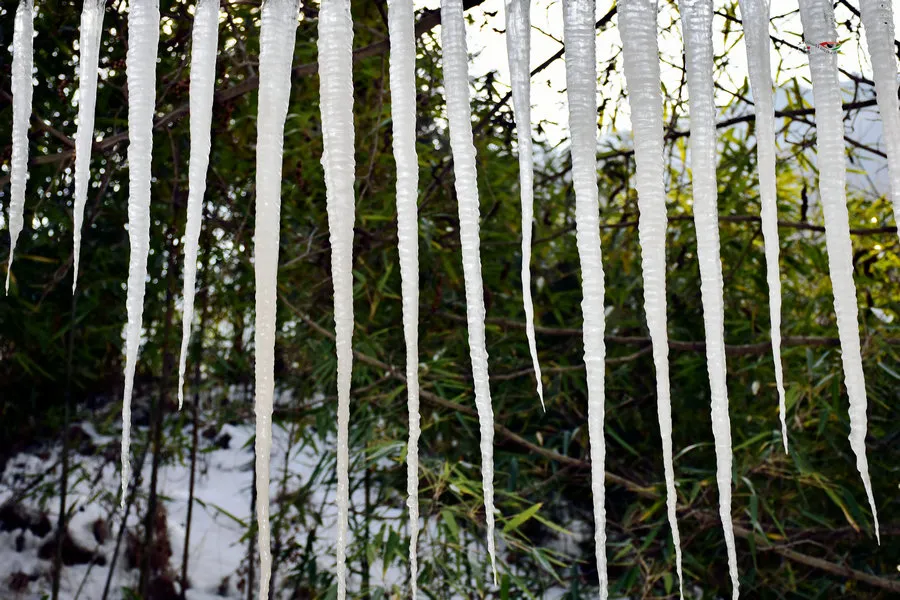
(440, 313, 899, 354)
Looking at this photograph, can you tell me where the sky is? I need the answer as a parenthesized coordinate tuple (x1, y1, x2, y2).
(417, 0, 900, 145)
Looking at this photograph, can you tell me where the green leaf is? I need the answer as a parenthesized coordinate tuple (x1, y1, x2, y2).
(502, 502, 543, 534)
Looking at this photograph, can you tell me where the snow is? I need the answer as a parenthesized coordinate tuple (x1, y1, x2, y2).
(253, 1, 300, 598)
(71, 0, 106, 293)
(120, 0, 160, 508)
(561, 0, 608, 597)
(617, 0, 684, 594)
(797, 0, 880, 544)
(317, 0, 358, 598)
(386, 0, 421, 595)
(678, 1, 737, 596)
(440, 0, 498, 585)
(5, 0, 34, 294)
(505, 0, 544, 408)
(737, 0, 787, 453)
(178, 0, 220, 409)
(859, 0, 900, 244)
(0, 409, 410, 599)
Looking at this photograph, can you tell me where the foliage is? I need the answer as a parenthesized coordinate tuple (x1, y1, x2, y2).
(0, 0, 898, 598)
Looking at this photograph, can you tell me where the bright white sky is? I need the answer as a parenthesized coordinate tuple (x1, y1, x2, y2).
(417, 0, 900, 144)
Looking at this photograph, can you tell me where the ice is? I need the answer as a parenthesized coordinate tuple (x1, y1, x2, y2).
(678, 0, 737, 596)
(440, 0, 498, 584)
(618, 0, 684, 594)
(736, 0, 787, 452)
(71, 0, 106, 292)
(797, 0, 880, 544)
(177, 0, 220, 408)
(317, 0, 358, 597)
(252, 1, 300, 597)
(120, 0, 160, 506)
(5, 0, 35, 293)
(505, 0, 544, 408)
(561, 0, 609, 596)
(386, 0, 422, 595)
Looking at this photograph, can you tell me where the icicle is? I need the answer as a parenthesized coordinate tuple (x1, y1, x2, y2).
(71, 0, 105, 293)
(797, 0, 880, 544)
(736, 0, 787, 453)
(386, 0, 421, 596)
(561, 1, 608, 597)
(177, 0, 219, 409)
(859, 0, 900, 243)
(505, 0, 544, 408)
(5, 0, 34, 294)
(120, 0, 159, 506)
(253, 1, 299, 597)
(318, 0, 357, 598)
(617, 1, 684, 596)
(440, 0, 498, 585)
(678, 1, 738, 596)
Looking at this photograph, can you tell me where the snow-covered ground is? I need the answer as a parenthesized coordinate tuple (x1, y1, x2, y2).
(0, 403, 409, 599)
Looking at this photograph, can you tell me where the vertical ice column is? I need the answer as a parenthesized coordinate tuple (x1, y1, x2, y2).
(859, 0, 900, 243)
(386, 0, 422, 596)
(678, 1, 737, 597)
(72, 0, 106, 292)
(253, 1, 300, 598)
(505, 0, 544, 408)
(318, 1, 358, 598)
(6, 0, 34, 293)
(736, 0, 787, 452)
(618, 0, 684, 595)
(440, 0, 499, 585)
(561, 1, 609, 597)
(120, 0, 160, 505)
(797, 0, 880, 544)
(177, 0, 220, 408)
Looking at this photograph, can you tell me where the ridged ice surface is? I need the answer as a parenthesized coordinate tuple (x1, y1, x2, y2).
(561, 1, 608, 597)
(505, 0, 544, 408)
(618, 0, 684, 595)
(386, 0, 421, 596)
(72, 0, 105, 292)
(798, 0, 880, 544)
(440, 0, 498, 584)
(6, 0, 34, 293)
(177, 0, 219, 408)
(859, 0, 900, 244)
(254, 1, 299, 597)
(737, 0, 787, 453)
(318, 0, 358, 598)
(120, 0, 159, 506)
(679, 1, 737, 597)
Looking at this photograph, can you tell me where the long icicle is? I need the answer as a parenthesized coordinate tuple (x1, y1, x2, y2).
(618, 1, 684, 595)
(797, 0, 880, 544)
(859, 0, 900, 243)
(177, 0, 220, 408)
(440, 0, 498, 584)
(561, 1, 608, 596)
(72, 0, 106, 293)
(318, 1, 357, 598)
(678, 1, 738, 596)
(386, 0, 421, 596)
(5, 0, 34, 294)
(253, 1, 299, 597)
(120, 0, 160, 506)
(505, 0, 544, 408)
(737, 0, 787, 453)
